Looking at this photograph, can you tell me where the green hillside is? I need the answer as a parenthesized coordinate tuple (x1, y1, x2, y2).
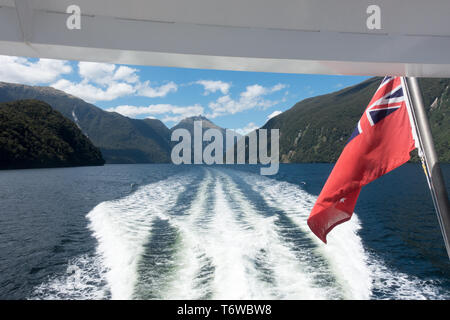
(0, 82, 172, 164)
(1, 78, 447, 165)
(0, 99, 104, 169)
(262, 77, 450, 163)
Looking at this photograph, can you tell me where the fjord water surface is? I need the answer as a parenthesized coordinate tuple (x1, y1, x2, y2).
(0, 164, 448, 299)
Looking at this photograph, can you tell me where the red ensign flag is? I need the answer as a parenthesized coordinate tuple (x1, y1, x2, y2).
(307, 77, 416, 243)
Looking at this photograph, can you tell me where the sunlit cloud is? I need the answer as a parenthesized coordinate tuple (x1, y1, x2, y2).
(233, 122, 259, 135)
(206, 83, 287, 118)
(135, 81, 178, 98)
(0, 55, 72, 85)
(51, 79, 135, 103)
(106, 104, 204, 123)
(267, 110, 282, 120)
(195, 80, 231, 95)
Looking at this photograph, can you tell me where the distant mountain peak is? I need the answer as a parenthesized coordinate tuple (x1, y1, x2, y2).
(0, 81, 172, 164)
(0, 81, 78, 100)
(172, 115, 222, 131)
(179, 115, 210, 122)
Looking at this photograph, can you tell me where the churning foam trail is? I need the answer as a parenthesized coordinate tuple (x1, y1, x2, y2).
(239, 172, 372, 299)
(217, 170, 340, 299)
(163, 169, 272, 299)
(164, 168, 338, 299)
(237, 169, 447, 300)
(33, 166, 446, 300)
(368, 255, 446, 299)
(30, 254, 109, 300)
(161, 169, 215, 299)
(86, 174, 192, 300)
(205, 175, 261, 298)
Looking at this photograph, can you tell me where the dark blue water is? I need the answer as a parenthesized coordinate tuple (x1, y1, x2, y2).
(0, 164, 448, 299)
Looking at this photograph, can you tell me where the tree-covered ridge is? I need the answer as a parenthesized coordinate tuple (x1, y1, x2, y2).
(263, 77, 450, 163)
(0, 99, 105, 169)
(0, 82, 172, 164)
(0, 78, 447, 166)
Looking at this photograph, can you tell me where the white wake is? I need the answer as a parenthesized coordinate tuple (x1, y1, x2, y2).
(31, 167, 447, 300)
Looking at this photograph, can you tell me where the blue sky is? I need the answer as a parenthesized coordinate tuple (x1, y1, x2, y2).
(0, 55, 369, 134)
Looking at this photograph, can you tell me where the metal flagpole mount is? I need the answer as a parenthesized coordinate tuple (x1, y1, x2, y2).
(403, 77, 450, 259)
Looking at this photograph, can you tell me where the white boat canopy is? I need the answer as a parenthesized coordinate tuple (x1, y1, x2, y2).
(1, 0, 450, 77)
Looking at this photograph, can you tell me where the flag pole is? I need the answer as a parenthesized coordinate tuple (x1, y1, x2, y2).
(403, 77, 450, 259)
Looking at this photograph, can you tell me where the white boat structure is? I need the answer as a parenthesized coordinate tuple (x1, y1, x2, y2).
(0, 0, 450, 76)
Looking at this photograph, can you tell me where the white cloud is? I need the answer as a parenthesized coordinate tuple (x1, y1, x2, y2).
(0, 55, 72, 85)
(271, 83, 287, 92)
(267, 110, 282, 120)
(113, 66, 140, 84)
(50, 61, 178, 102)
(78, 62, 115, 85)
(233, 122, 259, 136)
(51, 79, 134, 102)
(206, 83, 287, 118)
(77, 61, 178, 100)
(78, 62, 140, 85)
(196, 80, 231, 95)
(106, 104, 204, 123)
(241, 83, 286, 99)
(0, 56, 186, 104)
(136, 81, 178, 98)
